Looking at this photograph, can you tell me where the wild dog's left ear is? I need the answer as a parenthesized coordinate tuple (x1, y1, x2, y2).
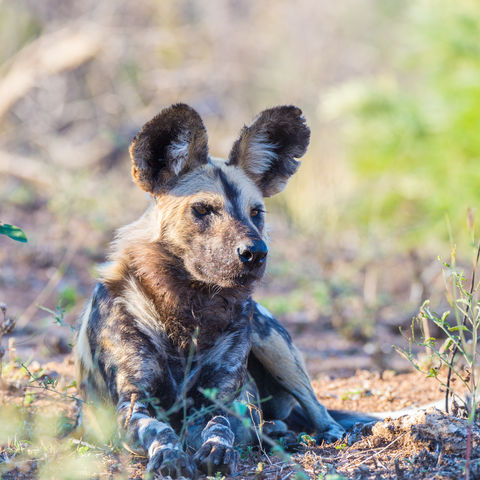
(227, 106, 310, 197)
(129, 103, 209, 193)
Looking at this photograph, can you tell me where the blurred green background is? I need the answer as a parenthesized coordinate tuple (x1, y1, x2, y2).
(1, 0, 480, 370)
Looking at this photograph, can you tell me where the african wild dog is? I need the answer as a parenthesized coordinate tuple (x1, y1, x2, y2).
(75, 104, 358, 478)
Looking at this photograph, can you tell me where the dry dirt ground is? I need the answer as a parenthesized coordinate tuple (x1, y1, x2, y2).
(0, 359, 476, 480)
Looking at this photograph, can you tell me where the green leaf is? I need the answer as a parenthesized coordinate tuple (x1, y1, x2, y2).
(0, 223, 27, 243)
(449, 325, 468, 332)
(440, 337, 453, 351)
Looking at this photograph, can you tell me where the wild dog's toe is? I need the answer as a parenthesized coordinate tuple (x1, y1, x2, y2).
(263, 419, 288, 437)
(194, 442, 238, 475)
(193, 442, 213, 463)
(319, 423, 346, 444)
(147, 446, 196, 479)
(263, 422, 298, 450)
(160, 449, 196, 479)
(274, 430, 299, 451)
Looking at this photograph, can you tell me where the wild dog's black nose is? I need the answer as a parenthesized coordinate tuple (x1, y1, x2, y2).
(238, 239, 268, 266)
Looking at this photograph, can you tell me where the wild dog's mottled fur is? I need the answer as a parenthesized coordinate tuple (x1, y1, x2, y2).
(75, 104, 345, 478)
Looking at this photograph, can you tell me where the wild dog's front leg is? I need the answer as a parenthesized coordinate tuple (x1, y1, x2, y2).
(83, 303, 196, 478)
(190, 391, 241, 475)
(190, 320, 251, 475)
(251, 303, 345, 442)
(117, 394, 195, 478)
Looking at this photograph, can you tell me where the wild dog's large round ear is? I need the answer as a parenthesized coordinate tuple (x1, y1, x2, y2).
(227, 106, 310, 197)
(129, 104, 209, 193)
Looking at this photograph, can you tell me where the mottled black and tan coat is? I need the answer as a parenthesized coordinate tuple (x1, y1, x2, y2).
(75, 104, 349, 478)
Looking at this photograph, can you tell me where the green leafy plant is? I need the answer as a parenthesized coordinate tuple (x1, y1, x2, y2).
(395, 243, 480, 418)
(39, 297, 76, 334)
(0, 222, 27, 243)
(395, 231, 480, 480)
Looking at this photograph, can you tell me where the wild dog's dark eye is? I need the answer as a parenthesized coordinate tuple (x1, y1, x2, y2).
(250, 207, 264, 218)
(192, 204, 211, 216)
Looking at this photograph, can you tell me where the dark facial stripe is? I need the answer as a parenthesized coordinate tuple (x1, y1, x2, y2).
(217, 168, 244, 222)
(216, 167, 264, 238)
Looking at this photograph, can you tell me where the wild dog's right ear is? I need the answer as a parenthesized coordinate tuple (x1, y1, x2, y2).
(129, 103, 209, 193)
(227, 106, 310, 197)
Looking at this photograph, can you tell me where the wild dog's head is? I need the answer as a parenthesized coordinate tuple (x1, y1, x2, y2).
(129, 103, 310, 289)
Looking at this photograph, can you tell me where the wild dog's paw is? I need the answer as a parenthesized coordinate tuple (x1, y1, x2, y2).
(193, 441, 239, 476)
(147, 445, 196, 479)
(318, 422, 346, 444)
(263, 420, 299, 450)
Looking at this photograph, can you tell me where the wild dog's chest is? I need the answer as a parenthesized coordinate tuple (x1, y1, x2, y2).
(161, 320, 252, 407)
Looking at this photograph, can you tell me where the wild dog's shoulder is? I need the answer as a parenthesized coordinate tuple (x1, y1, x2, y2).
(76, 279, 164, 356)
(75, 280, 169, 400)
(85, 282, 113, 322)
(75, 283, 112, 343)
(76, 282, 126, 330)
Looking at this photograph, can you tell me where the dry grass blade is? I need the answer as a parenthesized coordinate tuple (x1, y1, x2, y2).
(124, 393, 137, 429)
